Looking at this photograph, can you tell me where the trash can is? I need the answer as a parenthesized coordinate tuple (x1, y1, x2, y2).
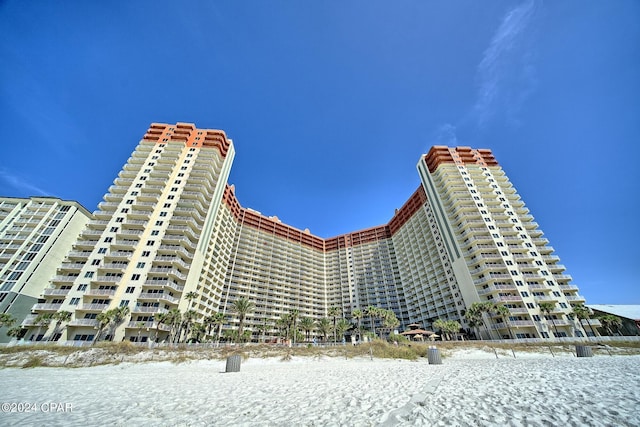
(575, 345, 593, 358)
(427, 347, 442, 365)
(226, 354, 242, 372)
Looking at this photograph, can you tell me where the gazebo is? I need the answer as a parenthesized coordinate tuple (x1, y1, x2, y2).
(400, 323, 434, 341)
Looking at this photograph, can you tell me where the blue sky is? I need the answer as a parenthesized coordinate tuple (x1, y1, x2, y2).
(1, 1, 638, 305)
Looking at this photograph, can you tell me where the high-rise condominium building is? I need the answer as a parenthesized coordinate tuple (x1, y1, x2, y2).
(0, 197, 91, 342)
(24, 123, 593, 343)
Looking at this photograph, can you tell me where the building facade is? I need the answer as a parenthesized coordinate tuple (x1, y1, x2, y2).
(23, 123, 592, 343)
(0, 197, 91, 342)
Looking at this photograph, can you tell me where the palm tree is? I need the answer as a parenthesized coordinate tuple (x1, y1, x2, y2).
(109, 306, 130, 340)
(444, 320, 461, 340)
(211, 312, 225, 345)
(351, 309, 363, 342)
(185, 291, 198, 309)
(49, 310, 72, 342)
(154, 312, 170, 343)
(0, 313, 16, 329)
(571, 304, 597, 337)
(492, 304, 514, 339)
(231, 297, 255, 343)
(316, 317, 332, 343)
(190, 323, 205, 343)
(328, 306, 341, 343)
(289, 309, 300, 345)
(256, 318, 270, 343)
(167, 308, 182, 343)
(335, 318, 351, 342)
(6, 326, 22, 341)
(464, 307, 483, 340)
(433, 319, 448, 340)
(33, 313, 53, 342)
(93, 311, 113, 345)
(538, 302, 558, 338)
(181, 310, 198, 343)
(598, 314, 622, 336)
(276, 313, 292, 341)
(299, 317, 315, 342)
(203, 315, 216, 341)
(365, 306, 379, 338)
(381, 310, 400, 339)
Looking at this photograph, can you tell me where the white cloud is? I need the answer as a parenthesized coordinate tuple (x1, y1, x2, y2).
(0, 169, 52, 197)
(474, 0, 539, 128)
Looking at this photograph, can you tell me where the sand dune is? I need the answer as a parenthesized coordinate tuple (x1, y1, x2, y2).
(0, 352, 638, 426)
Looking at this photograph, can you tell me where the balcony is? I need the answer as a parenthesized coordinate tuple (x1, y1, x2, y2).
(143, 279, 185, 293)
(581, 319, 602, 327)
(93, 275, 123, 283)
(493, 295, 522, 302)
(60, 262, 86, 270)
(67, 251, 92, 259)
(565, 294, 586, 302)
(42, 288, 71, 297)
(32, 303, 63, 311)
(149, 267, 187, 280)
(50, 275, 79, 284)
(534, 295, 559, 303)
(21, 314, 39, 326)
(126, 321, 170, 331)
(509, 320, 535, 328)
(85, 288, 117, 297)
(131, 306, 168, 314)
(138, 292, 179, 304)
(559, 284, 579, 292)
(68, 319, 99, 327)
(78, 303, 111, 311)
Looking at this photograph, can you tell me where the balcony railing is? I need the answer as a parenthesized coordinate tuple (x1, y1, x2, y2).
(68, 319, 99, 327)
(32, 303, 63, 311)
(42, 288, 71, 296)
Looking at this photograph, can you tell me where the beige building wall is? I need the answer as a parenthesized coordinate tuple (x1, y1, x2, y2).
(0, 197, 90, 342)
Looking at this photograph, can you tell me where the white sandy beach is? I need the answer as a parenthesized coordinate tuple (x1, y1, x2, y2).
(1, 351, 639, 426)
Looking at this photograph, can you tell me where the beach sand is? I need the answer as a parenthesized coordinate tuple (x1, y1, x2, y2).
(0, 351, 639, 426)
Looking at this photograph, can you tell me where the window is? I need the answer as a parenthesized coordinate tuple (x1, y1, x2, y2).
(141, 251, 151, 257)
(121, 208, 129, 213)
(167, 195, 174, 200)
(84, 272, 94, 278)
(532, 315, 541, 321)
(120, 300, 129, 307)
(159, 212, 167, 217)
(521, 291, 529, 297)
(170, 187, 178, 192)
(131, 274, 141, 280)
(110, 227, 119, 232)
(126, 286, 135, 293)
(104, 237, 113, 243)
(91, 259, 100, 266)
(174, 180, 181, 184)
(77, 284, 88, 291)
(126, 199, 134, 205)
(155, 221, 163, 226)
(115, 217, 124, 223)
(98, 247, 107, 254)
(151, 230, 159, 236)
(136, 262, 145, 268)
(70, 298, 80, 305)
(146, 240, 155, 246)
(163, 203, 171, 208)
